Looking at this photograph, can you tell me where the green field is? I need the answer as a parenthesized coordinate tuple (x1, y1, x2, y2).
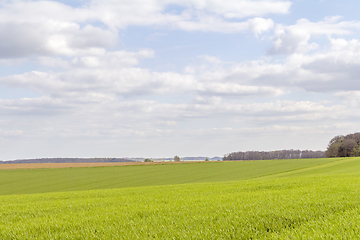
(1, 158, 360, 239)
(0, 158, 340, 195)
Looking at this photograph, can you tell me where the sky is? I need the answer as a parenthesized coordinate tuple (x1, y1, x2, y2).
(0, 0, 360, 160)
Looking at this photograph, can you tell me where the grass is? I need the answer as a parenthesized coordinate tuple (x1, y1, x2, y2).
(1, 174, 360, 239)
(1, 157, 360, 239)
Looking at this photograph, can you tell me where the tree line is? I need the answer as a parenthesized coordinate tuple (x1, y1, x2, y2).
(0, 158, 134, 164)
(223, 149, 325, 161)
(325, 132, 360, 158)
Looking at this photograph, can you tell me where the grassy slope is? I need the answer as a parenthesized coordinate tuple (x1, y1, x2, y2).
(1, 174, 360, 239)
(1, 157, 360, 239)
(0, 158, 338, 195)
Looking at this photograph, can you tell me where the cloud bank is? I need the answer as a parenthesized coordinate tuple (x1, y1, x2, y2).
(0, 0, 359, 159)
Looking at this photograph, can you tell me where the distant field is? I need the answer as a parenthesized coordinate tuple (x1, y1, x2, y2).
(0, 161, 194, 170)
(1, 157, 360, 239)
(0, 158, 340, 195)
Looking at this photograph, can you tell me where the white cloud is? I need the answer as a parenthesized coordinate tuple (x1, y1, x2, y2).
(335, 91, 360, 99)
(334, 91, 360, 107)
(0, 96, 73, 116)
(175, 15, 274, 33)
(185, 0, 292, 19)
(0, 1, 117, 58)
(71, 49, 155, 68)
(187, 36, 360, 93)
(197, 83, 284, 97)
(0, 0, 290, 60)
(269, 17, 360, 54)
(90, 0, 290, 29)
(0, 129, 23, 136)
(1, 56, 289, 99)
(5, 36, 350, 101)
(248, 17, 274, 35)
(0, 94, 339, 122)
(0, 20, 118, 58)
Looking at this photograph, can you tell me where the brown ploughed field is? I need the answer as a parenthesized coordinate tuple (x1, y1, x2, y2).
(0, 161, 202, 170)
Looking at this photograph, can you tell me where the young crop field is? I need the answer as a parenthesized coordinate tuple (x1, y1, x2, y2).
(1, 157, 360, 239)
(0, 158, 339, 195)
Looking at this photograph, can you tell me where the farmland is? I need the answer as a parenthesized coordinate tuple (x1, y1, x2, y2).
(0, 161, 193, 170)
(1, 157, 360, 239)
(0, 158, 338, 195)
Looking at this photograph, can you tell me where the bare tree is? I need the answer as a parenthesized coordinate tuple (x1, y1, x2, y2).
(224, 149, 325, 161)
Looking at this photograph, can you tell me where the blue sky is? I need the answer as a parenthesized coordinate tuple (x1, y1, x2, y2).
(0, 0, 360, 160)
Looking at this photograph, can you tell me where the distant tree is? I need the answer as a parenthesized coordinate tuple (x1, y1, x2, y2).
(174, 156, 180, 162)
(351, 146, 360, 157)
(325, 142, 341, 158)
(144, 158, 153, 162)
(224, 149, 325, 161)
(325, 132, 360, 158)
(338, 138, 357, 157)
(328, 135, 344, 147)
(205, 158, 209, 161)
